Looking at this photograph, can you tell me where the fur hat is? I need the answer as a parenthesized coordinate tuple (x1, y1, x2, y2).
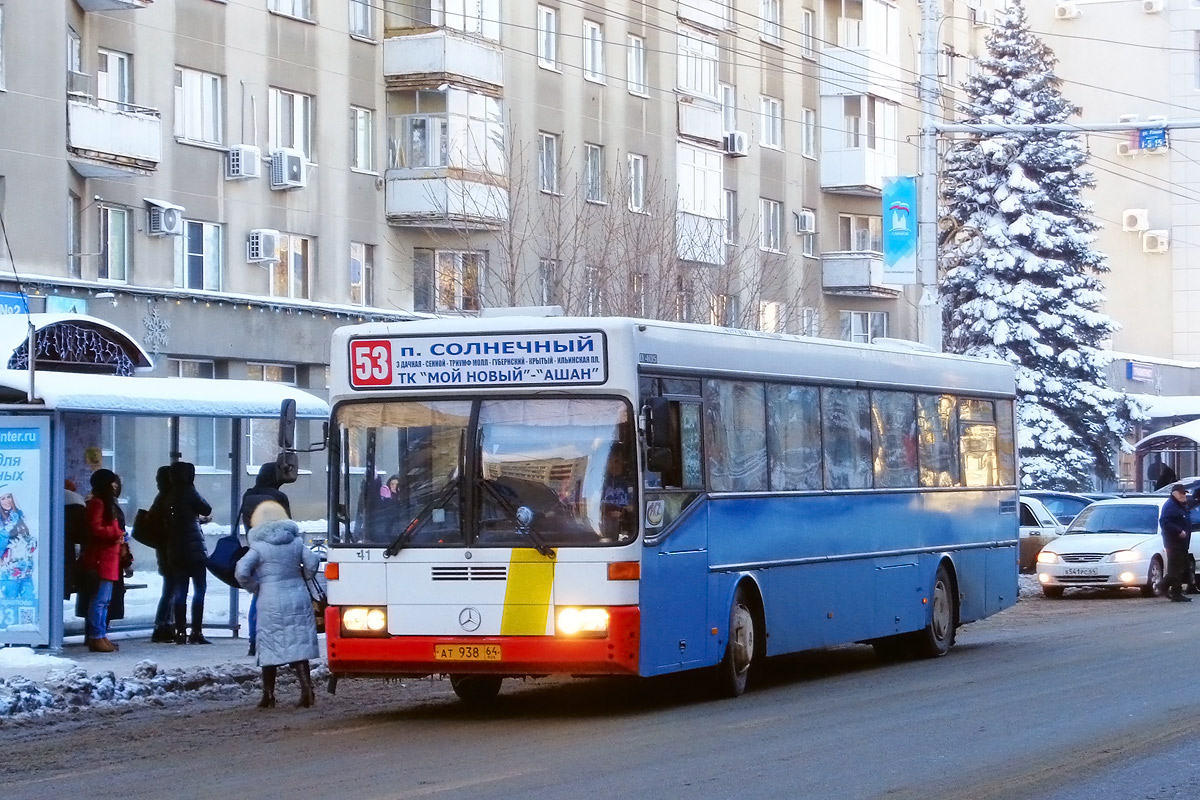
(249, 499, 290, 528)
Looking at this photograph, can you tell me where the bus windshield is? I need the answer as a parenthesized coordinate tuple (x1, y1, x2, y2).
(334, 397, 637, 549)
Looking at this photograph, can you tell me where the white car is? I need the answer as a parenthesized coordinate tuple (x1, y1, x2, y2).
(1035, 497, 1200, 598)
(1019, 496, 1065, 573)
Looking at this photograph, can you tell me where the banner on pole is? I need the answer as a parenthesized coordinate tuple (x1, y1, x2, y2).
(882, 176, 918, 284)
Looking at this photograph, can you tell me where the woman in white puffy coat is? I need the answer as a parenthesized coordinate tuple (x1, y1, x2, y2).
(235, 500, 320, 708)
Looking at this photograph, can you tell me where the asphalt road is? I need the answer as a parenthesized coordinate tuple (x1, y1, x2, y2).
(2, 586, 1198, 800)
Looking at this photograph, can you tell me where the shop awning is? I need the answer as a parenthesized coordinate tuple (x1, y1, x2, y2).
(0, 312, 154, 373)
(1134, 419, 1200, 450)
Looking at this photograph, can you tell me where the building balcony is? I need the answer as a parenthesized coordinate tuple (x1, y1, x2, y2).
(676, 212, 724, 266)
(76, 0, 153, 10)
(821, 252, 901, 297)
(383, 30, 503, 92)
(678, 95, 723, 146)
(385, 172, 508, 230)
(678, 0, 727, 31)
(67, 99, 161, 177)
(818, 46, 903, 103)
(819, 146, 897, 196)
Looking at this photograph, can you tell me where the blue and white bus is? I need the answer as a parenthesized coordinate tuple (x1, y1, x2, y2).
(322, 314, 1018, 702)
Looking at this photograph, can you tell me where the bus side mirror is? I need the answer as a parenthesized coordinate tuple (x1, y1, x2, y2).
(645, 397, 671, 448)
(278, 399, 297, 450)
(276, 451, 299, 484)
(646, 446, 674, 474)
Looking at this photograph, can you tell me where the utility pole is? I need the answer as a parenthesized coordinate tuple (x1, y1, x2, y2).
(917, 0, 943, 352)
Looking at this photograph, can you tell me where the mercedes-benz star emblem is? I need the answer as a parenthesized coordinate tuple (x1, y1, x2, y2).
(458, 607, 481, 632)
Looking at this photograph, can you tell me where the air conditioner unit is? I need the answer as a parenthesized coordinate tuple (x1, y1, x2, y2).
(971, 8, 990, 27)
(145, 198, 185, 237)
(1116, 141, 1138, 157)
(1143, 0, 1164, 12)
(1054, 1, 1081, 19)
(246, 229, 281, 263)
(1142, 229, 1170, 253)
(1146, 115, 1168, 124)
(269, 148, 308, 190)
(1122, 209, 1150, 232)
(723, 131, 750, 157)
(1117, 114, 1139, 124)
(226, 144, 262, 180)
(794, 210, 816, 234)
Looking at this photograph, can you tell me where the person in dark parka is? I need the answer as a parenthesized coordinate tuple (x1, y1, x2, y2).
(147, 465, 177, 642)
(1158, 484, 1193, 602)
(235, 500, 320, 709)
(238, 462, 292, 656)
(165, 461, 213, 643)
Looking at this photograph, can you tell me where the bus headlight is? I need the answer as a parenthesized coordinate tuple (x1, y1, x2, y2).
(556, 607, 609, 637)
(342, 606, 387, 633)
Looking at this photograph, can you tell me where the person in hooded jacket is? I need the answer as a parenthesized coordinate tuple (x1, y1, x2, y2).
(79, 469, 125, 653)
(146, 465, 177, 642)
(238, 462, 292, 656)
(165, 461, 213, 643)
(235, 500, 320, 709)
(62, 480, 88, 600)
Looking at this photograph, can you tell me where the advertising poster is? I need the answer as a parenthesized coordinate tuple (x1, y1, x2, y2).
(0, 418, 50, 645)
(882, 176, 918, 284)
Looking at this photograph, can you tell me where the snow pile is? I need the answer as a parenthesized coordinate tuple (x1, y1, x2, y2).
(0, 658, 328, 721)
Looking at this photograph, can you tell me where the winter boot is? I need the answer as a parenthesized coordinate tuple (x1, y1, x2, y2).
(88, 637, 115, 653)
(258, 665, 277, 709)
(294, 660, 314, 708)
(247, 639, 256, 657)
(189, 601, 211, 644)
(173, 603, 188, 644)
(151, 625, 175, 643)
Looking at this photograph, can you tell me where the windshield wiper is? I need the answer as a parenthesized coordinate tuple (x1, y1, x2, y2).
(478, 478, 555, 557)
(383, 475, 461, 558)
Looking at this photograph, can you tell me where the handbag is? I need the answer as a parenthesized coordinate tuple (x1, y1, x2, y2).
(304, 572, 328, 634)
(130, 508, 162, 548)
(206, 533, 249, 588)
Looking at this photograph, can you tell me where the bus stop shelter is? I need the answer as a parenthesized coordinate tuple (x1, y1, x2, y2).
(1133, 419, 1200, 490)
(0, 313, 328, 649)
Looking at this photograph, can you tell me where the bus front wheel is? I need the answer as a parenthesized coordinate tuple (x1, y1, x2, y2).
(449, 675, 503, 705)
(912, 564, 956, 658)
(716, 586, 759, 698)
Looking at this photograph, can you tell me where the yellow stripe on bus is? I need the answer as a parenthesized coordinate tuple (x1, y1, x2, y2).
(501, 549, 556, 635)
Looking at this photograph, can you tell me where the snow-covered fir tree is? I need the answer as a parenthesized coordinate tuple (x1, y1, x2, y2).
(939, 0, 1136, 491)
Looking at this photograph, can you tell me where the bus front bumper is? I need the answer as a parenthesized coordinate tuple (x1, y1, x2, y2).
(325, 605, 641, 678)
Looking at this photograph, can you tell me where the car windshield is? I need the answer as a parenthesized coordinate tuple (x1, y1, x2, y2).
(332, 397, 637, 549)
(1066, 504, 1158, 535)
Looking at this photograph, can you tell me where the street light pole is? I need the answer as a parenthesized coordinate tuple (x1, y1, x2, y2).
(917, 0, 943, 352)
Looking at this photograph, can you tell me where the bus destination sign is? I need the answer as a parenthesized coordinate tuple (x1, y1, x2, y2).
(349, 331, 608, 390)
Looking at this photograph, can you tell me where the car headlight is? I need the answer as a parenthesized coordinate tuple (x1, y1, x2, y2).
(342, 606, 387, 633)
(556, 607, 609, 637)
(1110, 550, 1140, 563)
(1037, 551, 1059, 564)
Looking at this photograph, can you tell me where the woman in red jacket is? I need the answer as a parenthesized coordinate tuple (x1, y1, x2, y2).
(80, 469, 125, 653)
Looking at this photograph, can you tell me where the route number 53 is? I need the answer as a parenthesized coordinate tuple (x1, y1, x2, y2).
(350, 340, 392, 386)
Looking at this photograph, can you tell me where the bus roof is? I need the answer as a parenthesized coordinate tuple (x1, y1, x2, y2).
(330, 316, 1015, 399)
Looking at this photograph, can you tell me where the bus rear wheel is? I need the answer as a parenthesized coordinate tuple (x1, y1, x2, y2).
(716, 586, 759, 698)
(449, 675, 503, 705)
(912, 564, 956, 658)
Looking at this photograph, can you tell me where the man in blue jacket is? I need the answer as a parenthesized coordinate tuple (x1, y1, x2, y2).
(1158, 484, 1192, 602)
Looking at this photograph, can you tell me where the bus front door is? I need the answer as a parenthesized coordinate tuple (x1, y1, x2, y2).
(638, 505, 709, 675)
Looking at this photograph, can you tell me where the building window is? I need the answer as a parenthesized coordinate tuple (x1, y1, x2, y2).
(583, 20, 605, 82)
(759, 198, 783, 252)
(436, 251, 484, 312)
(351, 106, 374, 171)
(799, 8, 816, 59)
(838, 214, 883, 251)
(721, 84, 737, 132)
(248, 362, 296, 384)
(68, 193, 82, 279)
(799, 207, 817, 256)
(759, 301, 786, 333)
(585, 265, 604, 315)
(0, 6, 6, 91)
(67, 27, 81, 75)
(174, 220, 222, 291)
(677, 26, 718, 100)
(537, 5, 558, 69)
(167, 359, 217, 469)
(627, 34, 647, 95)
(840, 310, 888, 344)
(843, 95, 897, 151)
(271, 233, 311, 299)
(632, 272, 648, 316)
(350, 242, 374, 306)
(844, 96, 862, 148)
(628, 153, 646, 212)
(801, 107, 817, 158)
(98, 205, 129, 283)
(801, 306, 819, 337)
(673, 272, 694, 322)
(349, 0, 372, 37)
(97, 49, 131, 111)
(723, 189, 738, 244)
(433, 0, 500, 39)
(246, 362, 297, 471)
(712, 294, 740, 327)
(760, 0, 782, 45)
(269, 87, 313, 159)
(585, 143, 605, 203)
(269, 0, 312, 21)
(539, 132, 559, 193)
(677, 143, 722, 218)
(539, 258, 560, 305)
(174, 67, 223, 145)
(760, 95, 782, 148)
